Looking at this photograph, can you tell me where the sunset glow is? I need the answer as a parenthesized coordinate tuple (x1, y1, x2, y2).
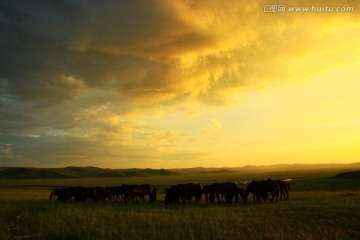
(1, 0, 360, 168)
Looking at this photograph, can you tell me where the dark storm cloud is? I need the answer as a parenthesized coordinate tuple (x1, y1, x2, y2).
(0, 0, 215, 105)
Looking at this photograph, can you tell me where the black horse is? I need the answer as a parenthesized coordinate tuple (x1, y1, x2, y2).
(204, 182, 239, 204)
(49, 186, 89, 202)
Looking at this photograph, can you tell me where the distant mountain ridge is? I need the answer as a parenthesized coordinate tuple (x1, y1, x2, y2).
(334, 170, 360, 178)
(0, 166, 176, 179)
(173, 162, 360, 173)
(0, 163, 359, 179)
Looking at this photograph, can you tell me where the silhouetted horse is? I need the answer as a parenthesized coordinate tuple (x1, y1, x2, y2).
(49, 188, 61, 201)
(49, 186, 89, 202)
(244, 179, 280, 204)
(178, 183, 202, 203)
(128, 189, 145, 203)
(121, 184, 157, 203)
(284, 181, 290, 199)
(139, 184, 157, 202)
(194, 184, 203, 203)
(277, 180, 290, 200)
(237, 187, 245, 203)
(204, 182, 239, 204)
(164, 183, 203, 204)
(57, 188, 72, 202)
(88, 187, 112, 202)
(164, 186, 180, 204)
(105, 186, 119, 201)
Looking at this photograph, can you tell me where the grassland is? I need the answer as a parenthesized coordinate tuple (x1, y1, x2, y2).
(0, 167, 359, 240)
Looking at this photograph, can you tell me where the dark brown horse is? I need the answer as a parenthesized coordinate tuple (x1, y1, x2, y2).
(138, 184, 157, 202)
(244, 179, 280, 204)
(129, 189, 145, 204)
(177, 183, 202, 203)
(277, 180, 290, 200)
(121, 184, 157, 203)
(284, 181, 290, 199)
(49, 188, 61, 201)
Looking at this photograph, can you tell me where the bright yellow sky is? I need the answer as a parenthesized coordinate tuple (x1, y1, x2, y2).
(1, 0, 360, 168)
(141, 60, 360, 168)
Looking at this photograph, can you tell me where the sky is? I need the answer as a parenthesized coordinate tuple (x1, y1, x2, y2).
(1, 0, 360, 168)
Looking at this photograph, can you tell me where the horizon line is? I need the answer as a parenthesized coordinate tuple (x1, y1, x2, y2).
(1, 162, 359, 170)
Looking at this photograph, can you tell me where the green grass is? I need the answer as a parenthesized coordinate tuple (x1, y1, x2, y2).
(1, 191, 359, 240)
(0, 170, 359, 240)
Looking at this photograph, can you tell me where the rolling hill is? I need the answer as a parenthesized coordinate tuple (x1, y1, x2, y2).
(334, 170, 360, 178)
(0, 166, 176, 179)
(0, 163, 359, 179)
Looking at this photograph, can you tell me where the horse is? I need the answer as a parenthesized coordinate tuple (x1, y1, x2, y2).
(121, 184, 157, 203)
(204, 182, 239, 204)
(165, 184, 191, 203)
(56, 187, 72, 202)
(129, 189, 145, 204)
(88, 186, 112, 202)
(277, 180, 290, 200)
(71, 186, 88, 202)
(177, 183, 197, 203)
(49, 188, 60, 201)
(164, 186, 180, 204)
(237, 187, 245, 203)
(194, 184, 203, 203)
(164, 183, 202, 204)
(49, 187, 87, 202)
(284, 180, 290, 199)
(244, 179, 280, 204)
(138, 184, 157, 202)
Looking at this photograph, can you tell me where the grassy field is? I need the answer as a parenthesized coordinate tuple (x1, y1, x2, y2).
(0, 169, 359, 240)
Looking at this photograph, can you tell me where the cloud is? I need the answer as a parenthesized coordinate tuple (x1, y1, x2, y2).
(1, 124, 202, 166)
(0, 143, 12, 155)
(2, 0, 360, 106)
(0, 1, 258, 106)
(1, 0, 360, 167)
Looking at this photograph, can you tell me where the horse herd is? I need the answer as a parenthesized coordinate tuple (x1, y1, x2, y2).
(164, 180, 290, 204)
(49, 184, 156, 203)
(49, 179, 290, 204)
